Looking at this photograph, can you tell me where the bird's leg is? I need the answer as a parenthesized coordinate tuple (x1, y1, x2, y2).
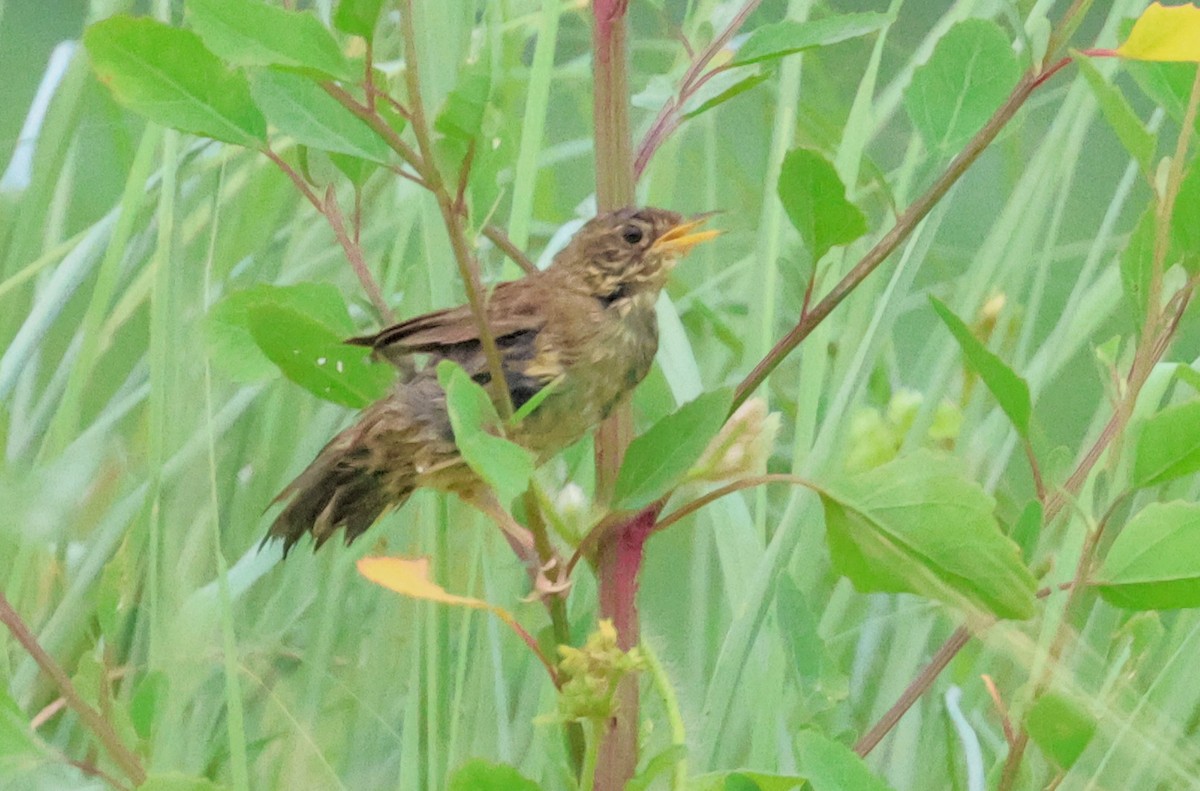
(467, 489, 572, 599)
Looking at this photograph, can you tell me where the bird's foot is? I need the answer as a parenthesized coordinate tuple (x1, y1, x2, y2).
(524, 555, 573, 602)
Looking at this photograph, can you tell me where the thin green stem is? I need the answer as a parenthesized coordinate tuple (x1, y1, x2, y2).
(654, 474, 818, 533)
(322, 185, 395, 323)
(203, 163, 250, 791)
(579, 721, 602, 791)
(39, 127, 160, 457)
(642, 640, 688, 790)
(482, 224, 538, 275)
(324, 84, 539, 278)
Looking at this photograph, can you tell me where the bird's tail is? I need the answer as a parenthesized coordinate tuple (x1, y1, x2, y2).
(265, 422, 411, 557)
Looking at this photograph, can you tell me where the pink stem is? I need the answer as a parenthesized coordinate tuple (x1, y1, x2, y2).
(594, 507, 660, 790)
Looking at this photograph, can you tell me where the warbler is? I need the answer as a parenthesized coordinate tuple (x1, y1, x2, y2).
(266, 207, 718, 555)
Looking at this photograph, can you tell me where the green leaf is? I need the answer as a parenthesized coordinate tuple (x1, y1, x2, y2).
(1133, 400, 1200, 487)
(1175, 363, 1200, 395)
(0, 686, 36, 759)
(613, 388, 734, 511)
(137, 773, 228, 791)
(437, 362, 534, 507)
(334, 0, 386, 41)
(1120, 205, 1156, 324)
(691, 772, 805, 791)
(84, 16, 266, 148)
(626, 745, 688, 791)
(795, 730, 897, 791)
(446, 759, 542, 791)
(777, 148, 868, 264)
(130, 670, 167, 741)
(683, 72, 771, 120)
(249, 68, 391, 162)
(1126, 59, 1199, 126)
(819, 450, 1036, 619)
(904, 19, 1020, 152)
(205, 283, 355, 382)
(1095, 501, 1200, 609)
(186, 0, 357, 82)
(776, 575, 824, 683)
(434, 66, 491, 142)
(730, 13, 892, 66)
(1076, 56, 1155, 177)
(247, 303, 392, 408)
(1171, 165, 1200, 273)
(329, 152, 380, 187)
(929, 296, 1031, 439)
(729, 773, 804, 791)
(1025, 692, 1096, 769)
(1011, 499, 1043, 563)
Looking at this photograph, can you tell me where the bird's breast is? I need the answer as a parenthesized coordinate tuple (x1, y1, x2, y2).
(511, 299, 658, 456)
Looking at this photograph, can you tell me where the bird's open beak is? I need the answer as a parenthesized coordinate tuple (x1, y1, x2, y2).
(650, 214, 722, 256)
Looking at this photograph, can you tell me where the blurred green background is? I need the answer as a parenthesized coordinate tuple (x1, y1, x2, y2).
(5, 1, 1197, 790)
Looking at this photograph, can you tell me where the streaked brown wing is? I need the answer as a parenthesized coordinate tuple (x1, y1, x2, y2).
(347, 280, 547, 355)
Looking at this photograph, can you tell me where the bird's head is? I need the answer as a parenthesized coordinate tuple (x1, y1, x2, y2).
(551, 207, 720, 308)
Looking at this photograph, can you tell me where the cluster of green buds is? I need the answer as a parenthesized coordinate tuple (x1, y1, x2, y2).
(554, 620, 646, 723)
(846, 389, 963, 472)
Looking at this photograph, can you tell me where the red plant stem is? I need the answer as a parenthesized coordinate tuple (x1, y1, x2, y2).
(593, 507, 659, 791)
(591, 0, 635, 506)
(593, 0, 634, 210)
(590, 2, 642, 785)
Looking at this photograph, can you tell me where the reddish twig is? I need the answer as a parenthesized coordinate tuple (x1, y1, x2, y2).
(854, 626, 972, 756)
(264, 148, 395, 323)
(0, 593, 146, 786)
(634, 0, 762, 178)
(982, 674, 1017, 748)
(323, 185, 396, 323)
(482, 224, 539, 275)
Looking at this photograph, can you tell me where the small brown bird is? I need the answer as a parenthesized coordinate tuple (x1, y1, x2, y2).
(266, 207, 717, 556)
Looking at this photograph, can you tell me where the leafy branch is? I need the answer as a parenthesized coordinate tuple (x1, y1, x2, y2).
(996, 60, 1200, 791)
(633, 0, 762, 179)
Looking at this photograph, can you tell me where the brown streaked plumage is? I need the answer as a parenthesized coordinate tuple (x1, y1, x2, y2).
(266, 207, 718, 555)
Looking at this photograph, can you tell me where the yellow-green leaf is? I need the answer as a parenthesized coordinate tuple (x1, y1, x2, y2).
(1116, 2, 1200, 63)
(358, 556, 494, 610)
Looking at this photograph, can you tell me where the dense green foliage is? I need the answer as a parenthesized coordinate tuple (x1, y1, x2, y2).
(6, 1, 1200, 790)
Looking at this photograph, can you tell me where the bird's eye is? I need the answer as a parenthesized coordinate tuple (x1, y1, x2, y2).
(621, 226, 644, 245)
